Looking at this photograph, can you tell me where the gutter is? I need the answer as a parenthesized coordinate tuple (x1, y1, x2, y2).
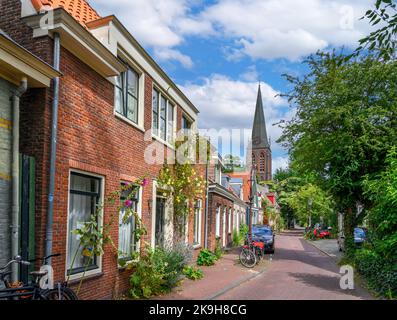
(204, 160, 209, 249)
(45, 32, 61, 263)
(11, 77, 28, 282)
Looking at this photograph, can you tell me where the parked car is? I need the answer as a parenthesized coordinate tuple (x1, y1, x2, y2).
(338, 227, 367, 252)
(251, 226, 275, 254)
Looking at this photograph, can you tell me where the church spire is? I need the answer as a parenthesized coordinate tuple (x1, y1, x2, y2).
(251, 84, 270, 150)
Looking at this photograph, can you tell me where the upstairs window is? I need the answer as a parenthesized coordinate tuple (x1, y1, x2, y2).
(115, 67, 139, 124)
(182, 115, 192, 134)
(152, 88, 175, 144)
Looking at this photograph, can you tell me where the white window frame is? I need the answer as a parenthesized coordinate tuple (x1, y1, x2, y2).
(222, 207, 227, 247)
(151, 85, 176, 146)
(65, 170, 104, 281)
(215, 206, 221, 238)
(228, 208, 232, 234)
(193, 200, 202, 248)
(118, 183, 143, 266)
(114, 51, 145, 132)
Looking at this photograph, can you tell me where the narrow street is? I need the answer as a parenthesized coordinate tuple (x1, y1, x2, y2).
(215, 230, 374, 300)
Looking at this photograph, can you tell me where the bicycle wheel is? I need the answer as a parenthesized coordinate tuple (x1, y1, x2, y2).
(43, 287, 79, 300)
(239, 248, 257, 268)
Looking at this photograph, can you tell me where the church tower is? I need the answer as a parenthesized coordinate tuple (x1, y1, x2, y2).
(251, 85, 272, 182)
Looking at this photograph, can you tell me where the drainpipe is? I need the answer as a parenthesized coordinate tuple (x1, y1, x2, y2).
(204, 160, 209, 249)
(45, 32, 61, 263)
(11, 77, 28, 282)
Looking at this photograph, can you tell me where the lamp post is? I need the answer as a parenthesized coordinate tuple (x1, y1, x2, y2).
(248, 166, 255, 237)
(308, 198, 313, 228)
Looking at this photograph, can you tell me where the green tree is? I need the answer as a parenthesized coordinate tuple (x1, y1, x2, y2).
(363, 147, 397, 260)
(356, 0, 397, 61)
(272, 168, 334, 228)
(278, 51, 397, 247)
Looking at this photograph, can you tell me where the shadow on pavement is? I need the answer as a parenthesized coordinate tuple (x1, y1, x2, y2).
(288, 272, 372, 299)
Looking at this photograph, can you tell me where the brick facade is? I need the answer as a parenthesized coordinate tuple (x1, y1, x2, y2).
(207, 192, 234, 251)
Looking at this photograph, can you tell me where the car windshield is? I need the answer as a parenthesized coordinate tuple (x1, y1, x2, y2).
(253, 228, 272, 236)
(354, 228, 365, 237)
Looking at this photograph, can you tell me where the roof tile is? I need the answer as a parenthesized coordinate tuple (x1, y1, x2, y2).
(31, 0, 101, 26)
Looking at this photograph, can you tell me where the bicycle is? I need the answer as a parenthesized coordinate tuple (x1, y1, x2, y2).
(239, 234, 265, 268)
(0, 254, 78, 300)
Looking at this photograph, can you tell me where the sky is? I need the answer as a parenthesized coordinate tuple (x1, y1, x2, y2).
(90, 0, 374, 172)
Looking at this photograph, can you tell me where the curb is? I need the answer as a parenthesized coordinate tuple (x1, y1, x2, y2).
(305, 239, 339, 260)
(204, 264, 268, 300)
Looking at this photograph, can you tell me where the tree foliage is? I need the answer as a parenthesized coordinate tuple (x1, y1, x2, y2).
(279, 52, 397, 216)
(356, 0, 397, 61)
(272, 168, 334, 228)
(363, 147, 397, 260)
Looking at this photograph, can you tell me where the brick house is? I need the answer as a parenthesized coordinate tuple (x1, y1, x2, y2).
(0, 28, 60, 278)
(206, 153, 248, 251)
(0, 0, 207, 299)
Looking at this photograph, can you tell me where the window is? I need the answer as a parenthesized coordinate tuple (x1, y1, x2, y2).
(67, 172, 101, 275)
(215, 206, 221, 237)
(228, 208, 232, 233)
(115, 67, 139, 124)
(193, 200, 202, 246)
(152, 88, 174, 144)
(182, 115, 192, 134)
(118, 183, 140, 262)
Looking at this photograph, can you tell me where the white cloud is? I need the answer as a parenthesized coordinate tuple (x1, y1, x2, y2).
(240, 65, 259, 82)
(272, 156, 289, 173)
(154, 48, 194, 69)
(92, 0, 374, 64)
(91, 0, 210, 68)
(201, 0, 372, 61)
(180, 74, 293, 159)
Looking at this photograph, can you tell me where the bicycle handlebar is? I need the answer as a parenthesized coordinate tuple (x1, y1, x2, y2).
(28, 253, 61, 264)
(0, 256, 31, 270)
(1, 253, 61, 271)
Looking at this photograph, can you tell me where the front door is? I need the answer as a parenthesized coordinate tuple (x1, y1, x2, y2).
(155, 196, 166, 248)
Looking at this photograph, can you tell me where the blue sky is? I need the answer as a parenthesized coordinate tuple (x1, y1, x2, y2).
(91, 0, 374, 172)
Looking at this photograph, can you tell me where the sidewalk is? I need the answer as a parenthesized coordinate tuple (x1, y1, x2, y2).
(155, 248, 270, 300)
(307, 239, 342, 262)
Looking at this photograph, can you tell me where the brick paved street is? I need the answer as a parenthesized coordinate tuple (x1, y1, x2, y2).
(215, 230, 373, 300)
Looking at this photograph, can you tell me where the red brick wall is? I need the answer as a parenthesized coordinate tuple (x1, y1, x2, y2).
(207, 192, 233, 251)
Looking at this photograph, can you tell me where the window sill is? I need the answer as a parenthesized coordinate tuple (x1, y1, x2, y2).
(114, 111, 145, 133)
(67, 270, 103, 284)
(193, 244, 201, 250)
(152, 134, 175, 150)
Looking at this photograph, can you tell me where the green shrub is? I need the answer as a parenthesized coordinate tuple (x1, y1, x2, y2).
(353, 248, 397, 299)
(129, 243, 192, 299)
(183, 266, 204, 281)
(214, 237, 223, 260)
(239, 224, 249, 239)
(197, 249, 217, 266)
(232, 230, 242, 247)
(304, 229, 317, 240)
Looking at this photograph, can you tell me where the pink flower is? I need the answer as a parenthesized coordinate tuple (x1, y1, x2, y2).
(124, 200, 133, 208)
(141, 178, 149, 187)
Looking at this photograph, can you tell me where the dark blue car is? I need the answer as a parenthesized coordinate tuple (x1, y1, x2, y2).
(354, 227, 366, 246)
(252, 226, 275, 254)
